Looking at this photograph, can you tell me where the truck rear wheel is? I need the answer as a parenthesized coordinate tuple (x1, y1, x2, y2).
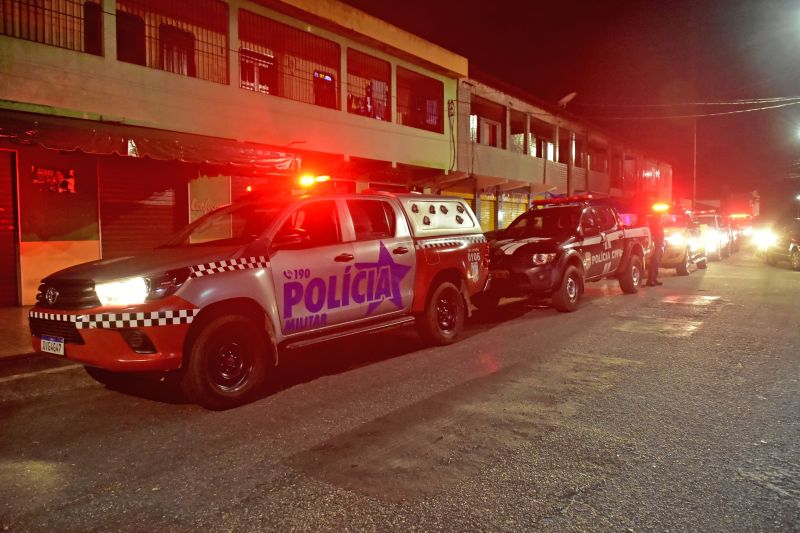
(791, 249, 800, 271)
(417, 281, 465, 345)
(552, 266, 582, 312)
(676, 248, 691, 276)
(619, 254, 643, 293)
(181, 314, 269, 410)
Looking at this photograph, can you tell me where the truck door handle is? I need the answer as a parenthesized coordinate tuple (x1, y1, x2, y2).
(334, 253, 354, 262)
(393, 246, 409, 255)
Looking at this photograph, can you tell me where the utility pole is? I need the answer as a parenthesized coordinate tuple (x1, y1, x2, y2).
(693, 118, 697, 210)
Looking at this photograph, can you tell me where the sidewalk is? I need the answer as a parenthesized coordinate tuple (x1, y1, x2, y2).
(0, 306, 33, 359)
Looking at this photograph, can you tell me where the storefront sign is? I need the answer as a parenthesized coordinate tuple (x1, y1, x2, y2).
(188, 175, 231, 244)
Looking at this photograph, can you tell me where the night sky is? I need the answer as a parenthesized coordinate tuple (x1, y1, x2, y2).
(342, 0, 800, 215)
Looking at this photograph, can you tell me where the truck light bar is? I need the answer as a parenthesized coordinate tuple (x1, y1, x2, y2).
(531, 194, 593, 206)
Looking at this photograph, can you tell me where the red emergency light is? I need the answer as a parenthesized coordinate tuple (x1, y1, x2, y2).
(531, 194, 593, 207)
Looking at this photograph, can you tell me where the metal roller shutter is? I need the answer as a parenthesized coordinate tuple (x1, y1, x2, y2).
(0, 151, 18, 306)
(99, 158, 188, 259)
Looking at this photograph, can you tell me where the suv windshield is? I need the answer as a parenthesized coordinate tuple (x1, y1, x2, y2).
(161, 200, 290, 248)
(660, 213, 691, 228)
(504, 207, 581, 239)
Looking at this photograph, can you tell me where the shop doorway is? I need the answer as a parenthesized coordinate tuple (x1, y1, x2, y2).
(0, 151, 19, 306)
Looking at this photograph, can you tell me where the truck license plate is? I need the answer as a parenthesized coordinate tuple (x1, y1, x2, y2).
(40, 335, 65, 356)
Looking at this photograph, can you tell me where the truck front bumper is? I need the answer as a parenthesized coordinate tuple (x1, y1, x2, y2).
(29, 301, 196, 372)
(487, 264, 559, 296)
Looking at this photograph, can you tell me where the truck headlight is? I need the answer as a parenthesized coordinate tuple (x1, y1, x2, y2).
(666, 233, 685, 247)
(754, 229, 778, 251)
(94, 268, 191, 306)
(532, 253, 556, 265)
(95, 277, 149, 306)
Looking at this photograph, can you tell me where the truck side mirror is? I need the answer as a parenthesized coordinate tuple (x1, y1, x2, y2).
(272, 227, 309, 249)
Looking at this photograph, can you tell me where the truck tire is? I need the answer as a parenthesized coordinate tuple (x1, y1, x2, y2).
(181, 314, 269, 410)
(619, 254, 643, 293)
(696, 257, 708, 269)
(552, 266, 582, 312)
(676, 248, 691, 276)
(417, 281, 465, 345)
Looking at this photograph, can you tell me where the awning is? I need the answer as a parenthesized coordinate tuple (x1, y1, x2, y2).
(0, 109, 300, 172)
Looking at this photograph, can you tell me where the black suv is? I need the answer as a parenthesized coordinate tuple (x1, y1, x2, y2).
(765, 219, 800, 271)
(475, 199, 652, 312)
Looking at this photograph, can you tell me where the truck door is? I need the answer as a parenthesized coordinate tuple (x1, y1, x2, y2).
(580, 208, 607, 279)
(596, 206, 626, 275)
(342, 198, 415, 321)
(269, 199, 355, 335)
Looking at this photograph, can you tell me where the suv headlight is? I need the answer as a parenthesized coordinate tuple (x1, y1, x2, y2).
(666, 233, 685, 247)
(532, 253, 556, 265)
(95, 268, 191, 306)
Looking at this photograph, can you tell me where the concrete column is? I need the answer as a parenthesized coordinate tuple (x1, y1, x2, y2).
(340, 46, 347, 113)
(103, 0, 116, 59)
(505, 107, 511, 151)
(524, 113, 531, 156)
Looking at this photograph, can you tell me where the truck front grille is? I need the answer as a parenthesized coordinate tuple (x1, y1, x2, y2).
(36, 279, 100, 310)
(29, 318, 85, 344)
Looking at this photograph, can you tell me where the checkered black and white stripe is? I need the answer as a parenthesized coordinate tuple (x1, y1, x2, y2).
(29, 309, 198, 329)
(190, 256, 269, 278)
(416, 234, 487, 250)
(29, 311, 82, 323)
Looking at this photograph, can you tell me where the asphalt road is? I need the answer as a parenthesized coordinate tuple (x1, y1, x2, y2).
(1, 248, 798, 532)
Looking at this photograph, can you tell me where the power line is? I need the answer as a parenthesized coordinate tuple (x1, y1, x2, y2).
(579, 100, 800, 120)
(572, 96, 800, 108)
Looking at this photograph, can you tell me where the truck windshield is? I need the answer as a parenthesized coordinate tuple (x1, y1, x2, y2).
(504, 207, 581, 239)
(660, 213, 691, 228)
(161, 200, 290, 248)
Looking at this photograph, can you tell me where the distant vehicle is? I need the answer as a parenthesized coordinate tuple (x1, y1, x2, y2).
(696, 211, 732, 260)
(660, 210, 708, 275)
(29, 191, 490, 409)
(475, 196, 652, 313)
(764, 219, 800, 271)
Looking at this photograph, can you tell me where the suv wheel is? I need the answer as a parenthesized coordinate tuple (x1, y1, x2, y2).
(619, 254, 643, 293)
(676, 248, 691, 276)
(696, 257, 708, 269)
(791, 249, 800, 271)
(417, 281, 465, 345)
(181, 314, 269, 410)
(552, 266, 582, 312)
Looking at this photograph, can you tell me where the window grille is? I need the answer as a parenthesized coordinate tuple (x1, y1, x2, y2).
(396, 67, 443, 134)
(1, 0, 103, 55)
(347, 48, 390, 121)
(239, 9, 341, 110)
(116, 0, 228, 84)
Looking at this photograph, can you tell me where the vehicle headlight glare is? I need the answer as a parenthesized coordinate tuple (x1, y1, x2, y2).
(532, 253, 556, 265)
(666, 233, 685, 247)
(95, 277, 149, 306)
(754, 229, 778, 250)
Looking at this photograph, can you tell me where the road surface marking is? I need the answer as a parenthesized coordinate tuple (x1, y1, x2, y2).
(0, 364, 82, 384)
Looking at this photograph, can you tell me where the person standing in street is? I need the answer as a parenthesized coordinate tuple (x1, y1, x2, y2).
(646, 213, 664, 286)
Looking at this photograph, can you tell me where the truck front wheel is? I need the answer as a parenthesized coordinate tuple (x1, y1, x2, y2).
(552, 266, 582, 312)
(181, 314, 269, 410)
(619, 254, 643, 293)
(417, 281, 465, 345)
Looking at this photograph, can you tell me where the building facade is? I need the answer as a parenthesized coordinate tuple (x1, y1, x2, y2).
(0, 0, 671, 307)
(0, 0, 466, 305)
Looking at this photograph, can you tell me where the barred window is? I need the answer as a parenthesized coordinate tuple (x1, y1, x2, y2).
(116, 0, 229, 84)
(347, 48, 390, 121)
(239, 10, 341, 110)
(396, 67, 443, 134)
(0, 0, 103, 55)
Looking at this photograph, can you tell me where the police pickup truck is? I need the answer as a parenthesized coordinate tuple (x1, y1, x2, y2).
(29, 192, 489, 409)
(474, 196, 652, 312)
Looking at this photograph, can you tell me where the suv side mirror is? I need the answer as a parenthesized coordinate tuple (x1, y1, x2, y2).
(583, 225, 600, 237)
(272, 227, 309, 249)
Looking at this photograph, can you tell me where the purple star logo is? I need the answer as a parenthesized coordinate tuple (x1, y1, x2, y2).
(355, 242, 412, 314)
